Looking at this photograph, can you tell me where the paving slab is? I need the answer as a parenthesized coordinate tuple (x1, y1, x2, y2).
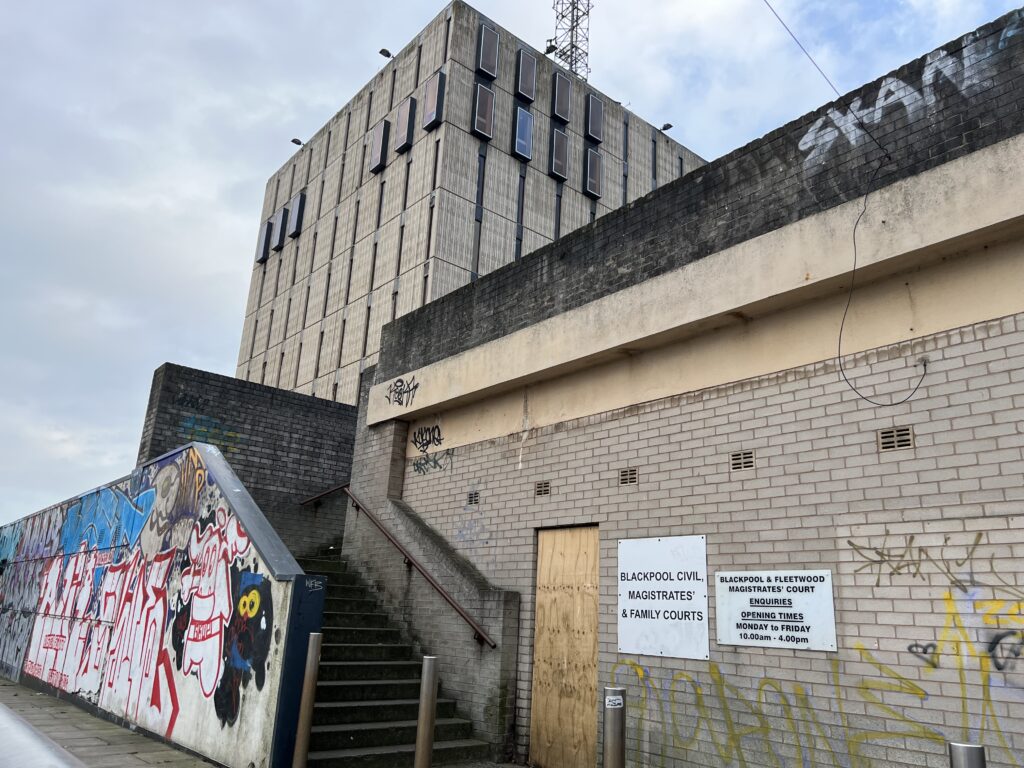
(0, 678, 212, 768)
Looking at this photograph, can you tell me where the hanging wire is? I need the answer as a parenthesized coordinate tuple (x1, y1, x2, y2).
(760, 0, 926, 406)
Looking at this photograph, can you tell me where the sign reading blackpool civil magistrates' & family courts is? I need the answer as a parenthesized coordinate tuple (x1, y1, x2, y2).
(715, 570, 837, 651)
(617, 536, 709, 659)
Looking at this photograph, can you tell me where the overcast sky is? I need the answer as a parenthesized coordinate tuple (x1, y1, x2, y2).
(0, 0, 1019, 525)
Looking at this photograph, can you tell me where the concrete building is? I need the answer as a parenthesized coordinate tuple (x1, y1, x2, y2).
(345, 8, 1024, 767)
(235, 0, 704, 404)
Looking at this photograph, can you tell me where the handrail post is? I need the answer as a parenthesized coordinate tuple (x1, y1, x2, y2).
(292, 632, 323, 768)
(949, 743, 986, 768)
(414, 656, 439, 768)
(603, 687, 626, 768)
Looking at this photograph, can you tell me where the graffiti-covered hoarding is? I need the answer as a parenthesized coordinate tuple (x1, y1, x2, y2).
(0, 444, 300, 768)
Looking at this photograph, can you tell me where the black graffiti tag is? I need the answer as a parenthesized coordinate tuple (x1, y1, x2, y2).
(412, 449, 454, 475)
(907, 642, 940, 669)
(411, 425, 443, 454)
(386, 377, 420, 408)
(988, 630, 1024, 672)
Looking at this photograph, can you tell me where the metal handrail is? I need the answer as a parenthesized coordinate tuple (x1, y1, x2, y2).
(342, 486, 497, 649)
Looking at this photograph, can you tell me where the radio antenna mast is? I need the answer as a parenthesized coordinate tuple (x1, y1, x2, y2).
(546, 0, 593, 79)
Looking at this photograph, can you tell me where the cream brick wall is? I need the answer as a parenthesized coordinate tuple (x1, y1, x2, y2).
(400, 312, 1024, 766)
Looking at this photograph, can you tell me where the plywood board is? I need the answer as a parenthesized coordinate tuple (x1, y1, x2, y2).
(529, 526, 599, 768)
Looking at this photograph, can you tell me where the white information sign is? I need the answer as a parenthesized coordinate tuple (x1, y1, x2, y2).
(715, 570, 837, 651)
(618, 536, 709, 659)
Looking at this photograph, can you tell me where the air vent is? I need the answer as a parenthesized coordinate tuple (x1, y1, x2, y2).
(535, 481, 551, 497)
(467, 491, 480, 505)
(618, 467, 638, 486)
(730, 450, 755, 472)
(878, 426, 914, 452)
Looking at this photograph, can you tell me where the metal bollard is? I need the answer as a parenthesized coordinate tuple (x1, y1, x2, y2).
(949, 742, 986, 768)
(414, 656, 439, 768)
(603, 686, 626, 768)
(292, 632, 323, 768)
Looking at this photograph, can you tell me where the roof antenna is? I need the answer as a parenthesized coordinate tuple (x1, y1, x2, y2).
(545, 0, 593, 79)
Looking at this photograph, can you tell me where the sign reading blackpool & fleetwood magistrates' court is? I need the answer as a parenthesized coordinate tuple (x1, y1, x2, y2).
(618, 536, 709, 659)
(715, 570, 837, 651)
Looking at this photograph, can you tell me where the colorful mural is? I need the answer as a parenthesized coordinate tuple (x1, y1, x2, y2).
(0, 445, 293, 768)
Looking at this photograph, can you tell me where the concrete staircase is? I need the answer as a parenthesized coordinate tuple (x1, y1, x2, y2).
(296, 551, 490, 767)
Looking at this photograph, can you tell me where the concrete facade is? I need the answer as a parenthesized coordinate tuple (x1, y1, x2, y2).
(234, 0, 704, 404)
(138, 363, 357, 557)
(342, 9, 1024, 767)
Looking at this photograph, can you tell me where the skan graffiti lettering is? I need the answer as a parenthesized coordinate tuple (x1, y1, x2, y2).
(0, 446, 284, 754)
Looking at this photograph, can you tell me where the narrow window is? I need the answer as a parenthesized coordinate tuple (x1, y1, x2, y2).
(395, 97, 416, 154)
(328, 215, 339, 261)
(255, 220, 272, 263)
(369, 120, 390, 174)
(332, 381, 338, 401)
(514, 172, 526, 260)
(585, 149, 602, 199)
(336, 319, 347, 367)
(361, 304, 372, 357)
(552, 72, 571, 123)
(585, 94, 604, 143)
(549, 128, 568, 180)
(365, 90, 374, 133)
(477, 24, 498, 79)
(443, 16, 452, 60)
(294, 343, 302, 388)
(376, 180, 386, 228)
(390, 287, 398, 321)
(358, 143, 366, 186)
(323, 129, 332, 169)
(266, 309, 274, 350)
(322, 266, 331, 318)
(678, 156, 685, 178)
(414, 44, 422, 86)
(421, 261, 430, 306)
(276, 351, 284, 387)
(302, 284, 311, 327)
(401, 158, 411, 210)
(369, 242, 379, 290)
(260, 360, 267, 384)
(396, 225, 405, 277)
(283, 297, 291, 339)
(336, 152, 346, 205)
(472, 84, 495, 140)
(249, 318, 259, 359)
(423, 71, 446, 130)
(388, 68, 397, 110)
(431, 138, 440, 189)
(271, 207, 289, 251)
(316, 178, 325, 220)
(512, 107, 534, 161)
(554, 186, 563, 239)
(314, 330, 324, 378)
(516, 50, 536, 102)
(309, 232, 317, 275)
(622, 117, 630, 205)
(343, 111, 352, 148)
(651, 132, 658, 191)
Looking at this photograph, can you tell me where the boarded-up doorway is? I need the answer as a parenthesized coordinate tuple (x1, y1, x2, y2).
(529, 526, 599, 768)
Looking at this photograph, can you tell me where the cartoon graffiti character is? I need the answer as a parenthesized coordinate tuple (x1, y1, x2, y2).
(213, 568, 274, 725)
(177, 507, 250, 697)
(138, 464, 189, 556)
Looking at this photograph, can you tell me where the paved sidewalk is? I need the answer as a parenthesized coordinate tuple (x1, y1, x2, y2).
(0, 678, 210, 767)
(0, 677, 521, 767)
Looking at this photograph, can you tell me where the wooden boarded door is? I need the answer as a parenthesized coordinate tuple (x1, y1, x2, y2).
(530, 526, 599, 768)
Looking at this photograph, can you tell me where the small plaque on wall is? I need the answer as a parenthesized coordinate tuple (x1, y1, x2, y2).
(715, 570, 837, 651)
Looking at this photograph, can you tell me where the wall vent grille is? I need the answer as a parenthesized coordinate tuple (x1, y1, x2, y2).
(535, 481, 551, 497)
(467, 491, 480, 505)
(730, 450, 755, 471)
(878, 426, 914, 452)
(619, 467, 638, 486)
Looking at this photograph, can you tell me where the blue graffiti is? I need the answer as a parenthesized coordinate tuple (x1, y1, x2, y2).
(60, 486, 152, 557)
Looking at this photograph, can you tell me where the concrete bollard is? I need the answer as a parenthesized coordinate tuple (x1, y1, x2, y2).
(292, 632, 323, 768)
(414, 656, 439, 768)
(603, 686, 626, 768)
(949, 742, 986, 768)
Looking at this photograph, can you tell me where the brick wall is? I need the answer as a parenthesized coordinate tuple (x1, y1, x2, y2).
(378, 9, 1024, 381)
(400, 312, 1024, 766)
(342, 367, 520, 758)
(137, 363, 357, 557)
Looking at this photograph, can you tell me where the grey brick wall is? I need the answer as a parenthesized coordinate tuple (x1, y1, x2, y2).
(342, 367, 520, 759)
(137, 363, 357, 557)
(399, 312, 1024, 766)
(378, 9, 1024, 380)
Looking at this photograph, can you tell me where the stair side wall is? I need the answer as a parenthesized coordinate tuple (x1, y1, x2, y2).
(138, 362, 357, 557)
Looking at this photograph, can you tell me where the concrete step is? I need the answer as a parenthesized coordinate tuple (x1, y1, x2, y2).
(309, 717, 474, 751)
(323, 584, 372, 599)
(320, 643, 413, 662)
(317, 660, 423, 681)
(307, 738, 490, 768)
(315, 679, 422, 702)
(319, 626, 402, 644)
(320, 611, 392, 629)
(312, 698, 459, 726)
(297, 556, 348, 574)
(323, 596, 378, 613)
